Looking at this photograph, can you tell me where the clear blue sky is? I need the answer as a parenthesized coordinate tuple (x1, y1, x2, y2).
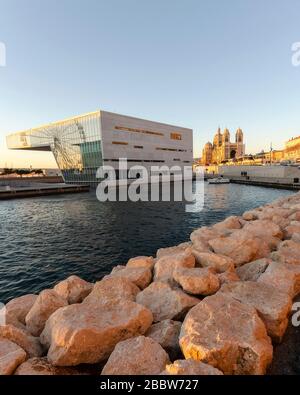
(0, 0, 300, 167)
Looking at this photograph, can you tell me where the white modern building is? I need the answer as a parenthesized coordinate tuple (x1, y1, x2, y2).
(6, 111, 193, 184)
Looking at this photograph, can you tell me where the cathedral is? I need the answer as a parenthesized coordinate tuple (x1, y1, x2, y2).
(202, 128, 245, 165)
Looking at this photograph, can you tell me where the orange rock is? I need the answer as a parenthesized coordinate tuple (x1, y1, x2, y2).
(146, 320, 181, 361)
(179, 293, 273, 375)
(108, 266, 152, 289)
(83, 276, 140, 304)
(40, 300, 153, 366)
(173, 267, 220, 296)
(25, 289, 68, 336)
(220, 281, 292, 342)
(14, 357, 91, 375)
(101, 336, 170, 375)
(236, 258, 271, 281)
(154, 251, 195, 284)
(126, 256, 154, 270)
(0, 324, 43, 357)
(53, 275, 93, 304)
(191, 251, 234, 272)
(161, 359, 223, 375)
(5, 294, 37, 329)
(136, 282, 199, 322)
(0, 338, 26, 375)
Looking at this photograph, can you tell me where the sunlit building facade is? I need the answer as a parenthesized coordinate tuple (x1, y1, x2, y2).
(7, 111, 193, 184)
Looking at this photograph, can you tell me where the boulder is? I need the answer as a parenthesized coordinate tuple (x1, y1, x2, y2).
(212, 216, 242, 232)
(190, 227, 222, 244)
(236, 258, 271, 281)
(179, 293, 273, 375)
(154, 251, 195, 284)
(5, 294, 37, 329)
(0, 325, 43, 358)
(40, 299, 153, 366)
(173, 267, 220, 296)
(156, 243, 191, 259)
(108, 266, 152, 289)
(289, 212, 300, 222)
(127, 256, 154, 270)
(220, 281, 292, 342)
(83, 277, 140, 304)
(25, 289, 68, 336)
(242, 210, 259, 221)
(243, 220, 283, 239)
(136, 282, 199, 322)
(217, 267, 240, 285)
(191, 251, 234, 272)
(271, 240, 300, 266)
(208, 231, 270, 267)
(101, 336, 169, 375)
(146, 320, 181, 361)
(258, 261, 300, 298)
(0, 338, 26, 375)
(53, 275, 93, 304)
(161, 359, 223, 375)
(284, 223, 300, 239)
(291, 232, 300, 243)
(14, 357, 91, 375)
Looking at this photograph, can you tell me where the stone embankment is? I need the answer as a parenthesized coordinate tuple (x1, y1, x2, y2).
(2, 192, 300, 375)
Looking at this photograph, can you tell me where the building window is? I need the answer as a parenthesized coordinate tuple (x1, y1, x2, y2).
(112, 141, 128, 145)
(173, 159, 181, 161)
(134, 145, 143, 149)
(115, 126, 164, 137)
(170, 132, 182, 140)
(156, 147, 178, 152)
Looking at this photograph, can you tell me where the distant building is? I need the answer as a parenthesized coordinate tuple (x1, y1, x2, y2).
(6, 111, 193, 185)
(202, 128, 245, 165)
(284, 136, 300, 162)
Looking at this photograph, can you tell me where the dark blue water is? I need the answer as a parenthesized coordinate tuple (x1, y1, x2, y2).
(0, 182, 294, 303)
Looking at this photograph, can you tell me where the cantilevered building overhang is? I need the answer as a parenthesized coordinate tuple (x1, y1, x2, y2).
(7, 110, 193, 184)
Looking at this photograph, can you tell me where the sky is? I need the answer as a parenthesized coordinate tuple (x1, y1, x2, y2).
(0, 0, 300, 168)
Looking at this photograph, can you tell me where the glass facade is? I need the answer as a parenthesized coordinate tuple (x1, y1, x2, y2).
(7, 111, 103, 184)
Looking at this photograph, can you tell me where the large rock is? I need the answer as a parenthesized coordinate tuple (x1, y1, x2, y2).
(284, 223, 300, 239)
(156, 243, 192, 259)
(217, 267, 240, 285)
(14, 357, 91, 375)
(154, 252, 195, 284)
(25, 289, 68, 336)
(108, 266, 152, 289)
(126, 256, 154, 270)
(179, 293, 273, 375)
(101, 336, 169, 375)
(173, 267, 220, 296)
(0, 338, 26, 375)
(161, 359, 223, 375)
(236, 258, 271, 281)
(271, 240, 300, 266)
(208, 231, 270, 267)
(40, 299, 153, 366)
(0, 325, 43, 358)
(5, 294, 37, 329)
(84, 277, 140, 304)
(212, 216, 242, 232)
(191, 251, 234, 273)
(146, 320, 181, 361)
(220, 281, 292, 342)
(258, 261, 300, 298)
(242, 210, 260, 221)
(190, 227, 222, 244)
(240, 220, 283, 244)
(53, 275, 93, 304)
(136, 282, 199, 322)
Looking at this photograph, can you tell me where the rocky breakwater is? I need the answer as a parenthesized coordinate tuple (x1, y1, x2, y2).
(1, 193, 300, 375)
